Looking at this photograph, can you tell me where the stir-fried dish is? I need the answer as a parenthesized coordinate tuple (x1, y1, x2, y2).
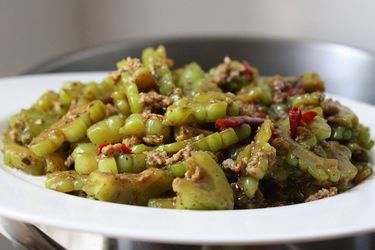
(2, 46, 373, 209)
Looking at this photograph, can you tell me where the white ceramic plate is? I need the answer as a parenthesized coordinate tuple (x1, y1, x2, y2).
(0, 72, 374, 245)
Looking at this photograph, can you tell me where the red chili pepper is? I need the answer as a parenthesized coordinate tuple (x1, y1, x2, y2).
(120, 144, 133, 154)
(289, 106, 302, 139)
(287, 87, 299, 97)
(301, 111, 317, 124)
(257, 112, 267, 119)
(98, 143, 110, 155)
(215, 116, 265, 131)
(288, 107, 317, 139)
(242, 60, 253, 78)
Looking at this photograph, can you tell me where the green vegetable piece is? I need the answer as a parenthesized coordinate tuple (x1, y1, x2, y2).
(235, 120, 274, 198)
(167, 161, 187, 177)
(120, 114, 146, 137)
(291, 92, 321, 107)
(172, 151, 234, 210)
(288, 139, 340, 183)
(358, 124, 374, 150)
(142, 46, 175, 95)
(323, 141, 358, 186)
(238, 176, 259, 199)
(45, 152, 68, 173)
(72, 143, 98, 174)
(133, 67, 155, 91)
(191, 127, 247, 152)
(30, 100, 106, 156)
(9, 108, 58, 144)
(131, 144, 154, 153)
(164, 106, 193, 126)
(121, 72, 144, 113)
(146, 118, 171, 140)
(46, 171, 88, 193)
(177, 62, 205, 93)
(155, 135, 203, 153)
(87, 115, 125, 145)
(237, 79, 272, 105)
(234, 124, 252, 141)
(32, 91, 63, 115)
(3, 143, 46, 175)
(300, 73, 325, 92)
(98, 157, 118, 174)
(83, 168, 173, 205)
(116, 154, 146, 173)
(308, 116, 331, 140)
(148, 197, 176, 209)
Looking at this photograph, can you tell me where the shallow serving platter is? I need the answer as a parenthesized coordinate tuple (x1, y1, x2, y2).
(0, 72, 374, 245)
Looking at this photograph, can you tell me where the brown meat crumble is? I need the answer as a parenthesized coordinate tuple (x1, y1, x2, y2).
(305, 187, 338, 202)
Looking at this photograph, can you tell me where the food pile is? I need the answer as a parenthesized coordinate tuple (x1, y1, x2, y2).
(2, 46, 373, 209)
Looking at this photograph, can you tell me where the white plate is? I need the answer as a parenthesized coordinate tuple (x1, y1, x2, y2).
(0, 72, 374, 245)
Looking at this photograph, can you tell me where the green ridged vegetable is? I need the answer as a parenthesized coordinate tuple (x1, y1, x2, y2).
(177, 62, 205, 93)
(32, 91, 64, 115)
(192, 128, 238, 152)
(83, 168, 174, 205)
(45, 152, 68, 173)
(120, 114, 146, 137)
(9, 108, 58, 144)
(142, 46, 175, 94)
(291, 92, 321, 107)
(111, 89, 131, 116)
(155, 135, 203, 153)
(87, 115, 125, 145)
(237, 79, 272, 105)
(173, 151, 234, 210)
(288, 139, 340, 183)
(29, 100, 106, 156)
(164, 105, 194, 126)
(167, 161, 187, 177)
(46, 171, 88, 193)
(72, 143, 98, 174)
(148, 197, 176, 208)
(323, 141, 357, 186)
(121, 72, 144, 114)
(98, 157, 118, 174)
(116, 153, 146, 173)
(300, 73, 325, 92)
(308, 116, 331, 140)
(145, 117, 171, 140)
(3, 143, 46, 175)
(236, 120, 274, 199)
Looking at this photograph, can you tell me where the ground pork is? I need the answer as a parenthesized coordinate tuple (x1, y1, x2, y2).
(111, 57, 143, 82)
(64, 155, 74, 167)
(305, 187, 338, 202)
(208, 56, 242, 85)
(140, 91, 172, 112)
(122, 136, 141, 148)
(221, 143, 276, 177)
(144, 151, 168, 166)
(105, 104, 119, 116)
(144, 145, 192, 167)
(222, 158, 242, 173)
(244, 147, 276, 177)
(239, 103, 257, 115)
(141, 111, 164, 122)
(100, 143, 123, 157)
(175, 126, 213, 142)
(185, 159, 203, 182)
(143, 135, 164, 146)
